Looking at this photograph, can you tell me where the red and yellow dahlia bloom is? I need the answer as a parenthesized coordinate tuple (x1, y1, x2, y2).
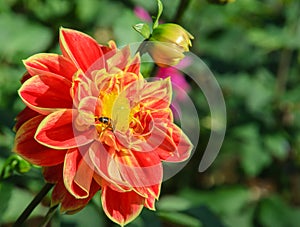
(13, 28, 193, 226)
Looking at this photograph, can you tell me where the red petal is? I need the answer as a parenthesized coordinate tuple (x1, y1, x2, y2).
(13, 115, 67, 166)
(135, 183, 160, 210)
(59, 28, 105, 73)
(51, 178, 66, 206)
(163, 123, 193, 162)
(99, 41, 117, 64)
(106, 45, 130, 71)
(18, 74, 73, 115)
(89, 141, 130, 190)
(125, 54, 140, 75)
(35, 109, 96, 149)
(14, 107, 40, 132)
(145, 195, 156, 210)
(101, 186, 145, 226)
(117, 149, 163, 190)
(23, 53, 77, 81)
(152, 122, 193, 162)
(100, 40, 117, 57)
(51, 178, 101, 214)
(140, 78, 172, 110)
(90, 138, 163, 196)
(43, 164, 63, 183)
(20, 72, 32, 84)
(63, 147, 94, 199)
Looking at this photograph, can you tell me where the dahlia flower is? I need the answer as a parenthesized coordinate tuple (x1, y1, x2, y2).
(13, 28, 192, 226)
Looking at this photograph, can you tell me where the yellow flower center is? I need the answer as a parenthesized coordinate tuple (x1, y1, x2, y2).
(95, 91, 131, 134)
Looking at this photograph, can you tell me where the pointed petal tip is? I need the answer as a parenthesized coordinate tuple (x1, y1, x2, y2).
(101, 187, 145, 226)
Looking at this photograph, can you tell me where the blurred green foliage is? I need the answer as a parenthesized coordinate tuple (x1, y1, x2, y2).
(1, 0, 300, 226)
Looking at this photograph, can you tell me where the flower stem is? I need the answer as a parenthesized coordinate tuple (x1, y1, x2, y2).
(13, 183, 54, 227)
(39, 204, 59, 227)
(173, 0, 191, 23)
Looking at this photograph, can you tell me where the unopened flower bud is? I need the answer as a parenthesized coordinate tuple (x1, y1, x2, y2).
(147, 23, 194, 67)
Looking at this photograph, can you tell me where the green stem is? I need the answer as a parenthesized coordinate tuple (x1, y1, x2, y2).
(39, 204, 59, 227)
(275, 48, 292, 98)
(13, 183, 54, 227)
(135, 39, 149, 56)
(173, 0, 191, 23)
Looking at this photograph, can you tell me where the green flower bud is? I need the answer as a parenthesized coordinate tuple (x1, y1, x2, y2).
(147, 23, 194, 67)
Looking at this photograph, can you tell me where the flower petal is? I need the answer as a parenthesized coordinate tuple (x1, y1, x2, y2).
(14, 107, 40, 132)
(117, 149, 163, 190)
(63, 147, 94, 199)
(20, 72, 32, 84)
(106, 45, 130, 72)
(78, 96, 102, 124)
(145, 194, 156, 210)
(13, 115, 67, 166)
(164, 123, 193, 162)
(125, 54, 140, 75)
(89, 141, 130, 191)
(138, 78, 172, 110)
(59, 28, 105, 72)
(43, 164, 63, 183)
(154, 122, 193, 162)
(135, 183, 160, 211)
(23, 53, 77, 81)
(52, 177, 101, 214)
(18, 74, 73, 115)
(91, 134, 163, 196)
(99, 41, 117, 61)
(35, 109, 96, 149)
(101, 186, 145, 226)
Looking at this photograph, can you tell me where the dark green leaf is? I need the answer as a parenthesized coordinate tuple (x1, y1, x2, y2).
(0, 182, 13, 222)
(157, 195, 193, 211)
(158, 211, 202, 227)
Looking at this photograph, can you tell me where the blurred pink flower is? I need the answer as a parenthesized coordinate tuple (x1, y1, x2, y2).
(134, 6, 152, 22)
(155, 57, 192, 119)
(155, 57, 191, 101)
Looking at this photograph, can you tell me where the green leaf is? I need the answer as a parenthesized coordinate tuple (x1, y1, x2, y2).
(179, 187, 254, 227)
(264, 135, 289, 160)
(232, 124, 272, 176)
(113, 9, 141, 45)
(157, 195, 193, 211)
(158, 211, 202, 227)
(180, 187, 252, 215)
(140, 209, 161, 227)
(76, 0, 100, 23)
(0, 182, 13, 222)
(0, 13, 52, 63)
(185, 206, 226, 227)
(133, 23, 151, 39)
(153, 0, 163, 29)
(258, 195, 300, 227)
(1, 186, 48, 223)
(61, 200, 106, 227)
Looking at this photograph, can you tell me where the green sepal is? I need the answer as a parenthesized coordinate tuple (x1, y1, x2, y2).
(153, 0, 163, 29)
(133, 23, 151, 39)
(0, 155, 31, 180)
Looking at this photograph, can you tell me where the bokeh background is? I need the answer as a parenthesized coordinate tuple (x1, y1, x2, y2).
(1, 0, 300, 226)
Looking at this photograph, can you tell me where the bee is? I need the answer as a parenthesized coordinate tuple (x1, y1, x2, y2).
(95, 116, 113, 131)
